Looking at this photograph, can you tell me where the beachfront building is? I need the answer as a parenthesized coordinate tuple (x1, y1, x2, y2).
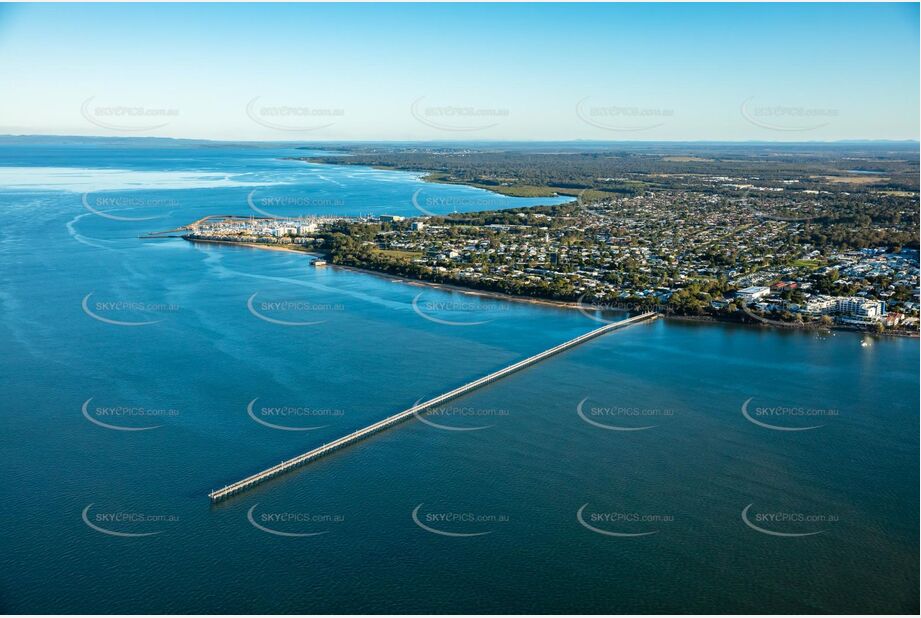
(736, 286, 771, 303)
(799, 295, 885, 322)
(835, 297, 885, 320)
(803, 295, 838, 315)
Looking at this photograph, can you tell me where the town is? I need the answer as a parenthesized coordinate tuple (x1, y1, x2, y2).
(182, 184, 919, 335)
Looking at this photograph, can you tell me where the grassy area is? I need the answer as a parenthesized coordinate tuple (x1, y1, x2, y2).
(818, 175, 888, 185)
(372, 248, 422, 260)
(423, 173, 558, 197)
(468, 182, 564, 198)
(793, 258, 826, 269)
(875, 190, 918, 197)
(422, 173, 622, 202)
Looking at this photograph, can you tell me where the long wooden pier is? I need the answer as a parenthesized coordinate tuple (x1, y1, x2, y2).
(209, 312, 657, 502)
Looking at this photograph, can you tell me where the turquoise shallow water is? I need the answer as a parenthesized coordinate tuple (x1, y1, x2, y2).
(0, 141, 917, 614)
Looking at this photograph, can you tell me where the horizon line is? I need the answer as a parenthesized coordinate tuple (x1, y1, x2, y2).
(1, 133, 919, 146)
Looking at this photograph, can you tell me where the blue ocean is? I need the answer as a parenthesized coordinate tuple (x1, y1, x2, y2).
(0, 139, 916, 613)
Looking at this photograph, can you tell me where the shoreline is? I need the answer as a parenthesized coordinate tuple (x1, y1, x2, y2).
(184, 237, 918, 338)
(187, 237, 588, 311)
(292, 156, 576, 201)
(186, 237, 324, 256)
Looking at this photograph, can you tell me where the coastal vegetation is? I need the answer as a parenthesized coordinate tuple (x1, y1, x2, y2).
(196, 143, 919, 334)
(299, 142, 920, 197)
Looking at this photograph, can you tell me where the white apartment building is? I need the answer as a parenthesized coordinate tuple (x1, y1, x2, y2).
(835, 297, 885, 319)
(801, 295, 885, 321)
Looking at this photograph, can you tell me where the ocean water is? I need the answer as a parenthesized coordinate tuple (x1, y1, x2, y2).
(0, 140, 917, 614)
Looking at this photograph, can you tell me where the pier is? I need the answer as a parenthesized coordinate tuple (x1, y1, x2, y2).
(209, 312, 657, 502)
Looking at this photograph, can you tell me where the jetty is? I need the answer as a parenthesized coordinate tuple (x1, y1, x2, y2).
(209, 311, 657, 502)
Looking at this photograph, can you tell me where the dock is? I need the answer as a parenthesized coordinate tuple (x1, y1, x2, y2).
(209, 311, 657, 502)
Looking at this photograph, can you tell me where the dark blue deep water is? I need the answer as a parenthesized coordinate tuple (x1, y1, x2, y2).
(0, 140, 917, 614)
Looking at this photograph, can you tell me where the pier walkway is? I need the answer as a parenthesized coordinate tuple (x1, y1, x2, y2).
(209, 311, 657, 502)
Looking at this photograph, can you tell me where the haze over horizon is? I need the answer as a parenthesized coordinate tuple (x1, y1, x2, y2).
(3, 135, 921, 146)
(0, 2, 918, 141)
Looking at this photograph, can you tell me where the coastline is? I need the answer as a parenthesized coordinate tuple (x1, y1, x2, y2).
(187, 237, 589, 311)
(331, 262, 590, 311)
(184, 237, 918, 338)
(291, 156, 577, 200)
(186, 237, 324, 256)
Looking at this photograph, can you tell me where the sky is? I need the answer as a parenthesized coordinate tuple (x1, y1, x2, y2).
(0, 2, 918, 141)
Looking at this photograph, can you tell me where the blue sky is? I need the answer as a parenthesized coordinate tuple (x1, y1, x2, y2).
(0, 3, 917, 141)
